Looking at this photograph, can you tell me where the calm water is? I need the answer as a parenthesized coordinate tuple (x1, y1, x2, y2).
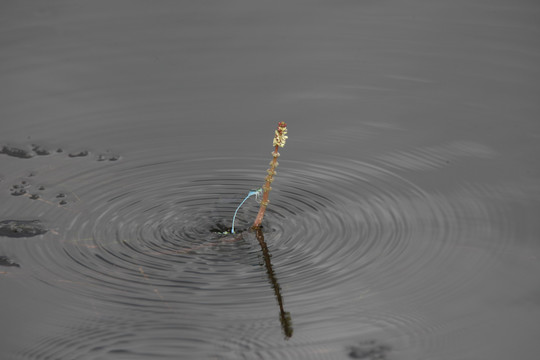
(2, 1, 540, 359)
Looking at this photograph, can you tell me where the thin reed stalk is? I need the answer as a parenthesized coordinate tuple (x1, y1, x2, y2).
(252, 122, 288, 229)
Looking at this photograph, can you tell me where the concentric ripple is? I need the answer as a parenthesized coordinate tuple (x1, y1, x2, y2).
(13, 151, 517, 358)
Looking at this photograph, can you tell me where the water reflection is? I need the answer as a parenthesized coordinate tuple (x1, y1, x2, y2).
(254, 227, 293, 339)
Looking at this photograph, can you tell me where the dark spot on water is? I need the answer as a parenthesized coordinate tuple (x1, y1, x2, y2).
(0, 145, 33, 159)
(68, 150, 89, 158)
(0, 256, 20, 267)
(10, 180, 31, 196)
(209, 223, 234, 234)
(97, 153, 120, 161)
(10, 189, 27, 196)
(0, 220, 47, 238)
(4, 144, 119, 205)
(31, 145, 50, 156)
(348, 340, 391, 359)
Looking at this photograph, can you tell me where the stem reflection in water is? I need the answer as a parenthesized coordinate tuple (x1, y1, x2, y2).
(254, 228, 293, 339)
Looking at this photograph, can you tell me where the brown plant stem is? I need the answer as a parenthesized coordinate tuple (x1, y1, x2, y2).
(252, 122, 287, 229)
(252, 145, 279, 228)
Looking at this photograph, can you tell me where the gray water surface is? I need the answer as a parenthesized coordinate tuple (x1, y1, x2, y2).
(1, 1, 540, 359)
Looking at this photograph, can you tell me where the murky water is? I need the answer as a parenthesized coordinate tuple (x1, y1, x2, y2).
(2, 1, 540, 359)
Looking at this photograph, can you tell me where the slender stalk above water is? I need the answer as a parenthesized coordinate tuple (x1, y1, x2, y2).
(252, 122, 288, 229)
